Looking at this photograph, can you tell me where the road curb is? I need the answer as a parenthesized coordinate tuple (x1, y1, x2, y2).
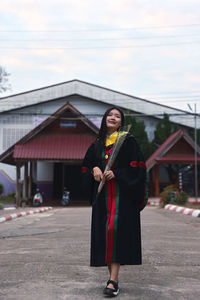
(165, 204, 200, 218)
(147, 200, 159, 206)
(0, 207, 53, 224)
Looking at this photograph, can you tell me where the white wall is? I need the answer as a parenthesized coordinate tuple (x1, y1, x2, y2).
(0, 163, 16, 180)
(37, 162, 53, 181)
(0, 95, 160, 181)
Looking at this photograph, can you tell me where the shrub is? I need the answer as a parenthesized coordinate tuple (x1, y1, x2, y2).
(0, 182, 4, 196)
(160, 185, 189, 207)
(160, 185, 176, 207)
(173, 190, 188, 205)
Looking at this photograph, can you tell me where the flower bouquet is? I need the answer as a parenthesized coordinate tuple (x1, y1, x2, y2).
(94, 125, 131, 203)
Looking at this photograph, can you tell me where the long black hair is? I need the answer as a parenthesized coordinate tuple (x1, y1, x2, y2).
(97, 106, 125, 144)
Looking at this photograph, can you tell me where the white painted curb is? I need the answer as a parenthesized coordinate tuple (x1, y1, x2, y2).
(165, 204, 200, 218)
(0, 207, 53, 224)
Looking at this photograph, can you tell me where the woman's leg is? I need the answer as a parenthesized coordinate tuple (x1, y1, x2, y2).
(107, 262, 111, 276)
(107, 262, 120, 289)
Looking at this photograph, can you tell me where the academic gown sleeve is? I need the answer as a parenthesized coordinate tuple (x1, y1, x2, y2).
(113, 136, 148, 209)
(81, 143, 100, 204)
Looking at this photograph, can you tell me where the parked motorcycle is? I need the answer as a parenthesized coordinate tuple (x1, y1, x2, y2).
(61, 187, 70, 206)
(32, 188, 43, 207)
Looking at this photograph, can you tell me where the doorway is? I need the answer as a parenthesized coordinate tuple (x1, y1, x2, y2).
(53, 163, 85, 203)
(63, 165, 82, 201)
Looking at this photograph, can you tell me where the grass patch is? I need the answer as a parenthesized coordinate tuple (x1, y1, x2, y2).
(0, 194, 15, 209)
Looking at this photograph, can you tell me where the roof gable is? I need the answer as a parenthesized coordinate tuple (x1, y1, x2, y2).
(146, 129, 200, 171)
(166, 139, 194, 156)
(0, 102, 98, 164)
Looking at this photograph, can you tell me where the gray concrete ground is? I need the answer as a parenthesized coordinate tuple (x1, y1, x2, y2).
(0, 206, 199, 300)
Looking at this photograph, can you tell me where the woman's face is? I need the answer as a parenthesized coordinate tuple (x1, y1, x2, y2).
(106, 109, 122, 133)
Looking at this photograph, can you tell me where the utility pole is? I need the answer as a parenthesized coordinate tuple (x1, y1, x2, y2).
(188, 103, 198, 202)
(194, 103, 198, 202)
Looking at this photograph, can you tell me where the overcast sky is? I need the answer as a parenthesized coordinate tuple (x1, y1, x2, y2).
(0, 0, 200, 114)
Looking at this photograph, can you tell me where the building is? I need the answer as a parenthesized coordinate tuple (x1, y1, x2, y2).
(146, 129, 200, 197)
(0, 79, 198, 204)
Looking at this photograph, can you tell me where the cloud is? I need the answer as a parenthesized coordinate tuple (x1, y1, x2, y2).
(1, 57, 23, 68)
(0, 1, 46, 30)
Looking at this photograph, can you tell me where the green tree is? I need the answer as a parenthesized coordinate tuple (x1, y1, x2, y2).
(125, 111, 152, 160)
(153, 113, 179, 147)
(0, 66, 11, 93)
(0, 182, 4, 195)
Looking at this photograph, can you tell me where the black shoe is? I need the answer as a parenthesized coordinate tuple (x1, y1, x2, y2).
(103, 280, 119, 297)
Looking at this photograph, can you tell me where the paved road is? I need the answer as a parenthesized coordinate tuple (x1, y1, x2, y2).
(0, 206, 199, 300)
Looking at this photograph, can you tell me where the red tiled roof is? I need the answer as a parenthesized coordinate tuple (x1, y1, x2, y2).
(13, 134, 95, 160)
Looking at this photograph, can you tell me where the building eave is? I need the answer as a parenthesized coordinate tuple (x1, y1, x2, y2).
(0, 79, 198, 129)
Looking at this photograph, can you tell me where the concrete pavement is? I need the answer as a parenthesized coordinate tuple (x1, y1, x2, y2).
(0, 206, 199, 299)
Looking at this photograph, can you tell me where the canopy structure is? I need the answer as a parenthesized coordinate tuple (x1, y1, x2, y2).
(0, 102, 98, 165)
(0, 102, 98, 206)
(146, 129, 200, 196)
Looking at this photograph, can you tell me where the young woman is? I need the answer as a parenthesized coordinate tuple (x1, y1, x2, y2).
(82, 107, 147, 297)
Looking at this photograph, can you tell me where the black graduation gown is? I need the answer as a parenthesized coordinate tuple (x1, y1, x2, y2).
(81, 135, 148, 267)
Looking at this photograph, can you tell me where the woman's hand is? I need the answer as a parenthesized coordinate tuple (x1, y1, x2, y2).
(92, 167, 103, 182)
(92, 168, 115, 182)
(103, 170, 115, 181)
